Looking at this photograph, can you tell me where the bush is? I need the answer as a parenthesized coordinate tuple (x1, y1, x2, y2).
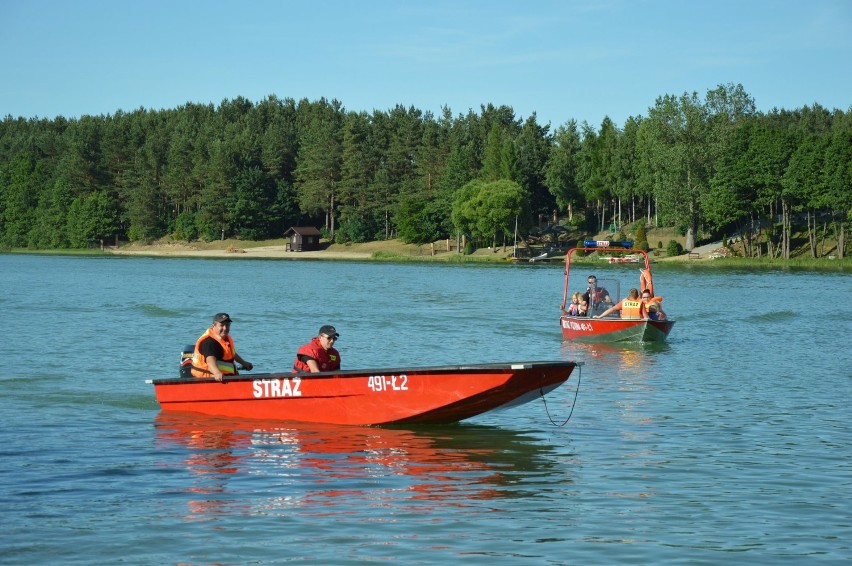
(172, 212, 198, 241)
(666, 240, 684, 257)
(634, 224, 649, 251)
(335, 216, 375, 244)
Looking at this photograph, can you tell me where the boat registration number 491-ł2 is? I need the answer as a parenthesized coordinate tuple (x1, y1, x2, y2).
(367, 375, 409, 392)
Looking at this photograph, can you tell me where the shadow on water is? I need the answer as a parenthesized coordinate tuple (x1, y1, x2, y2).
(136, 303, 196, 318)
(743, 309, 798, 322)
(153, 411, 569, 518)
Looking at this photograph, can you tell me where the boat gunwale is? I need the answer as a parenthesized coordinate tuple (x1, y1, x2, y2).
(559, 314, 675, 327)
(559, 315, 675, 342)
(150, 360, 579, 386)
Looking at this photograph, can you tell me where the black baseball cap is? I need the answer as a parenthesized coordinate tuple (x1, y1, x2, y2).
(319, 325, 339, 338)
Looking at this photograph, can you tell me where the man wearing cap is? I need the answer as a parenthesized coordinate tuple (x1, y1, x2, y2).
(583, 274, 612, 315)
(191, 312, 253, 381)
(293, 325, 341, 373)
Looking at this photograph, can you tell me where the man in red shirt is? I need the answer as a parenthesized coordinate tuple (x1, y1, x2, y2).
(293, 325, 341, 373)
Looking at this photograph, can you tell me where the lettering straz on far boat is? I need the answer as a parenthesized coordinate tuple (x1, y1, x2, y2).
(253, 377, 302, 398)
(367, 374, 409, 392)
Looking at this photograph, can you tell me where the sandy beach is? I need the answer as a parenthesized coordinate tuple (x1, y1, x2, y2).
(104, 232, 722, 262)
(108, 242, 374, 260)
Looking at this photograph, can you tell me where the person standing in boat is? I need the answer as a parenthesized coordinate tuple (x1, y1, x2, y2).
(594, 288, 648, 319)
(293, 325, 341, 373)
(583, 275, 612, 314)
(191, 312, 253, 381)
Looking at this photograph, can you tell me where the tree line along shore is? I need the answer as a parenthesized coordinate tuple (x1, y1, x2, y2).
(1, 83, 849, 260)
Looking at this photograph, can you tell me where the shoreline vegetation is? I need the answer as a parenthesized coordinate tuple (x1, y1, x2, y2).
(2, 89, 849, 268)
(6, 228, 850, 271)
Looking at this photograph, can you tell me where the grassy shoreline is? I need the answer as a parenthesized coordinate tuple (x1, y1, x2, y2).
(3, 239, 850, 271)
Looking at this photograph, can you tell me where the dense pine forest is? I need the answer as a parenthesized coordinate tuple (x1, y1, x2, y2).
(1, 83, 849, 258)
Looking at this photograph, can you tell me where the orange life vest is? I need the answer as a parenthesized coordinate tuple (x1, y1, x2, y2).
(621, 299, 644, 319)
(191, 329, 237, 378)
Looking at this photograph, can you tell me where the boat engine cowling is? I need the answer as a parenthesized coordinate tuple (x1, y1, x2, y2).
(179, 344, 194, 378)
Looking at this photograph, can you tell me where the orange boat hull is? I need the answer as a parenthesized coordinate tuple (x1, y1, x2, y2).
(560, 315, 674, 342)
(151, 361, 577, 426)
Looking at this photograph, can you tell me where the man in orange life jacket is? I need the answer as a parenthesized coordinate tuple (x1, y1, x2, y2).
(191, 312, 253, 381)
(594, 288, 648, 319)
(293, 325, 341, 373)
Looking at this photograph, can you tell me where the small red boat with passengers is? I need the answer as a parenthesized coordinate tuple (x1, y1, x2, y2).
(560, 240, 675, 343)
(149, 360, 579, 426)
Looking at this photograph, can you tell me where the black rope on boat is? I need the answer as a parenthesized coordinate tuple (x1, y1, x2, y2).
(540, 363, 581, 427)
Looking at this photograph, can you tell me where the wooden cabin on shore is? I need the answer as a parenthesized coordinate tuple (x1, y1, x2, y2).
(283, 226, 322, 252)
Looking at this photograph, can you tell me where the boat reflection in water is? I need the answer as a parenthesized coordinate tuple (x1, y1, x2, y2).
(154, 412, 567, 519)
(562, 340, 670, 366)
(560, 340, 665, 436)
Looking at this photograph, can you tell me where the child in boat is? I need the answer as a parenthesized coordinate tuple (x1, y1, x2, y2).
(648, 301, 666, 320)
(578, 299, 589, 316)
(566, 292, 582, 316)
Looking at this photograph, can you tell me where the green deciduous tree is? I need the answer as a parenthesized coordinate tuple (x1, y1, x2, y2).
(452, 179, 529, 247)
(642, 93, 711, 250)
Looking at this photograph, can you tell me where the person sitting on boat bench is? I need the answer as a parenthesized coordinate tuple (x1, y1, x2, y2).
(594, 288, 648, 319)
(647, 301, 666, 320)
(293, 325, 341, 373)
(191, 312, 253, 381)
(565, 291, 583, 316)
(583, 275, 612, 314)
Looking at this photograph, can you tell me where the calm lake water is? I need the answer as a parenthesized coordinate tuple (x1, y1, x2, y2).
(1, 254, 850, 565)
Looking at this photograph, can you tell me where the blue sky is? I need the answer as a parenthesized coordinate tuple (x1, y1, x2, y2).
(2, 0, 850, 128)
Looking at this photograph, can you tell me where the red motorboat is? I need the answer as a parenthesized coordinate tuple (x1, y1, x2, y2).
(150, 360, 578, 426)
(560, 240, 675, 343)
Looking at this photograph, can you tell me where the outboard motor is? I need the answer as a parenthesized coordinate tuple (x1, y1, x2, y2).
(179, 344, 194, 378)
